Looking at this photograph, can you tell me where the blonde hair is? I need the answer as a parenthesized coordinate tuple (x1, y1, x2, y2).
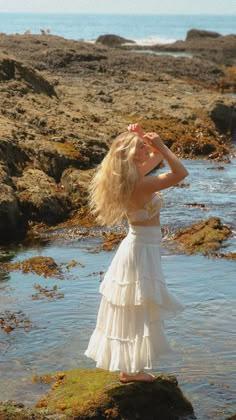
(89, 132, 140, 226)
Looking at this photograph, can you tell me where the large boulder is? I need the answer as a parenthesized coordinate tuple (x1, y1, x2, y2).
(13, 168, 70, 224)
(96, 34, 135, 47)
(186, 29, 221, 41)
(37, 369, 194, 420)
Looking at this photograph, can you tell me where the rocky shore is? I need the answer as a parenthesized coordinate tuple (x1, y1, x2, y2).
(0, 29, 235, 241)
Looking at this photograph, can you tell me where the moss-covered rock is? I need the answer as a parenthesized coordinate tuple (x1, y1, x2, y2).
(173, 217, 232, 254)
(36, 368, 194, 420)
(0, 400, 65, 419)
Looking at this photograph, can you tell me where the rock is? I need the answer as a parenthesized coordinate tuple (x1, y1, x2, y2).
(2, 256, 63, 278)
(0, 163, 25, 242)
(13, 168, 70, 224)
(0, 400, 65, 419)
(174, 217, 232, 254)
(60, 167, 94, 207)
(21, 140, 89, 181)
(37, 368, 194, 420)
(78, 139, 108, 166)
(0, 135, 29, 176)
(0, 53, 57, 96)
(151, 32, 236, 65)
(96, 34, 135, 47)
(186, 29, 221, 41)
(208, 99, 236, 133)
(226, 415, 236, 420)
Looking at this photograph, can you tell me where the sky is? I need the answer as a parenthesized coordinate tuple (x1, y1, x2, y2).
(0, 0, 236, 14)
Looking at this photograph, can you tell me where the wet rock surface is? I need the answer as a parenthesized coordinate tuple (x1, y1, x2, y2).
(0, 32, 235, 241)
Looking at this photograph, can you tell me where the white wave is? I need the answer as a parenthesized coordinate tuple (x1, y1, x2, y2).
(127, 36, 176, 46)
(83, 36, 176, 46)
(81, 39, 96, 44)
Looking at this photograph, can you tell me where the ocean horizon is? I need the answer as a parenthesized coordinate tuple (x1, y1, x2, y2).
(0, 13, 235, 45)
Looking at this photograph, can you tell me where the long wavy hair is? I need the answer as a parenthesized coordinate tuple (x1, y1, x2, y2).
(89, 131, 141, 226)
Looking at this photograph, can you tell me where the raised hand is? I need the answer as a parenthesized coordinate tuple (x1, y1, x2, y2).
(143, 132, 164, 152)
(127, 123, 144, 139)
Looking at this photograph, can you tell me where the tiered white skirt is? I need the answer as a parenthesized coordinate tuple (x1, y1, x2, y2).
(84, 225, 184, 373)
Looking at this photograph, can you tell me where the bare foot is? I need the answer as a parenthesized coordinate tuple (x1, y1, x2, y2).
(120, 371, 156, 383)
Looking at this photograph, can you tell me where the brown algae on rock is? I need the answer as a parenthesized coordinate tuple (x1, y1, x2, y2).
(1, 256, 63, 278)
(101, 231, 126, 251)
(174, 217, 232, 254)
(36, 368, 194, 419)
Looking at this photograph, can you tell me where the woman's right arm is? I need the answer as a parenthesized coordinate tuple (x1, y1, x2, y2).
(140, 132, 189, 193)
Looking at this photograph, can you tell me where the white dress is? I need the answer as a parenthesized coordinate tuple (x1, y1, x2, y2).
(84, 223, 184, 374)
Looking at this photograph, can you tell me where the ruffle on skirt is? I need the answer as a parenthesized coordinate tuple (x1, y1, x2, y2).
(84, 225, 184, 373)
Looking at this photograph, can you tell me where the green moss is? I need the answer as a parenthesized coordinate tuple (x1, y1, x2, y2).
(37, 369, 119, 415)
(36, 368, 194, 419)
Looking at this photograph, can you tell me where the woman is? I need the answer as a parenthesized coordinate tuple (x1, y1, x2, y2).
(84, 123, 189, 383)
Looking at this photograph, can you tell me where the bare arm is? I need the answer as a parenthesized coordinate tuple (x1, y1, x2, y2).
(138, 133, 189, 193)
(139, 151, 163, 176)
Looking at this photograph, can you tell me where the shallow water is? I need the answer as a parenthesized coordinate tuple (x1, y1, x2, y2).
(0, 157, 236, 419)
(130, 49, 193, 58)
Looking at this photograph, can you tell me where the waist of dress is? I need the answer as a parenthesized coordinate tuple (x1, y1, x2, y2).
(126, 224, 162, 244)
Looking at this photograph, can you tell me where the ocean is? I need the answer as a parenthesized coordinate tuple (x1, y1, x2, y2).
(0, 13, 235, 44)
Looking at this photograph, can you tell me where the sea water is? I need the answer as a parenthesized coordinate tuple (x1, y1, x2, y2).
(0, 13, 235, 44)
